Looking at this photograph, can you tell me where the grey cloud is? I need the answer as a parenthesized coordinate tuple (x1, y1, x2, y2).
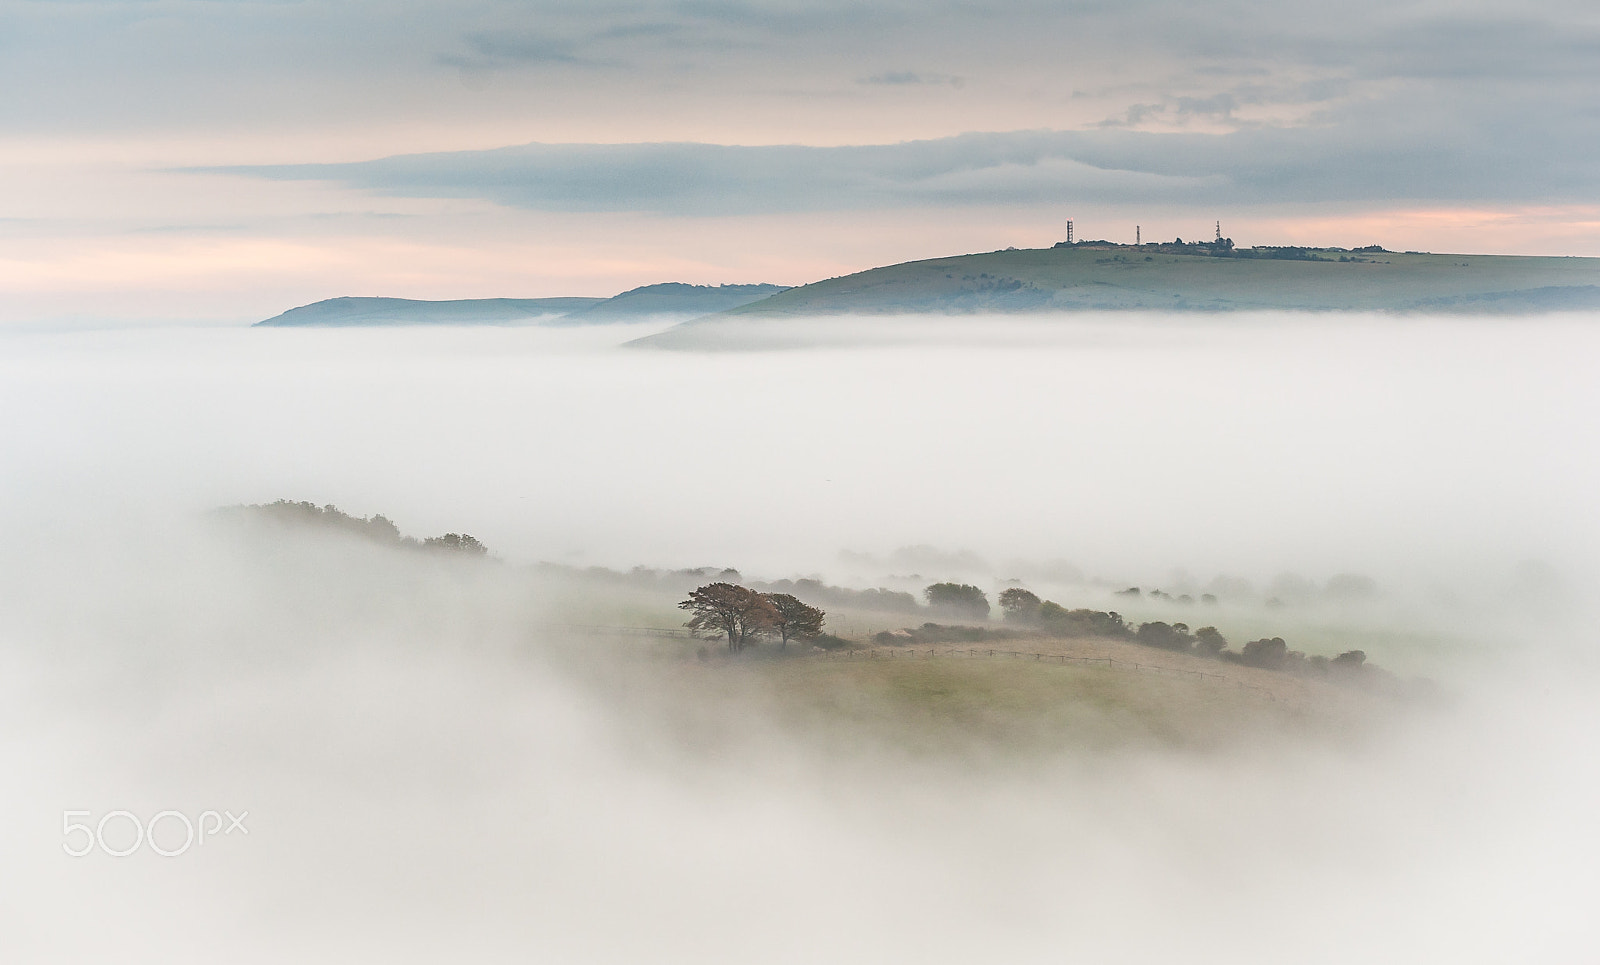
(1174, 93, 1235, 116)
(214, 134, 1209, 216)
(4, 0, 1600, 155)
(443, 33, 589, 70)
(860, 71, 965, 87)
(215, 92, 1600, 215)
(597, 21, 683, 40)
(438, 1, 895, 73)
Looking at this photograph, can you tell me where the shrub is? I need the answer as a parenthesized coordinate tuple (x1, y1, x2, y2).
(1037, 604, 1130, 639)
(1332, 650, 1368, 669)
(810, 633, 855, 650)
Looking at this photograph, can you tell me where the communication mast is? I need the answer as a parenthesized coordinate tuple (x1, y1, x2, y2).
(1215, 221, 1222, 243)
(1136, 226, 1141, 246)
(1065, 219, 1074, 245)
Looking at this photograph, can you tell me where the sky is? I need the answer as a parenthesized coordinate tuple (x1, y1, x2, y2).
(5, 0, 1600, 323)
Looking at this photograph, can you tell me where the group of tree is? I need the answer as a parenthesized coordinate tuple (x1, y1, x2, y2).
(224, 500, 491, 557)
(679, 583, 827, 652)
(1234, 636, 1367, 674)
(760, 579, 919, 614)
(1115, 586, 1219, 605)
(422, 533, 488, 556)
(993, 586, 1374, 678)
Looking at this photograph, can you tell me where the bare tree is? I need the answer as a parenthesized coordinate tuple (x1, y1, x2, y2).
(766, 593, 826, 648)
(679, 583, 778, 652)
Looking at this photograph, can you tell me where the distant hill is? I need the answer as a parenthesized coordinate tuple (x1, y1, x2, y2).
(557, 283, 789, 323)
(255, 296, 603, 327)
(255, 283, 788, 327)
(631, 246, 1600, 346)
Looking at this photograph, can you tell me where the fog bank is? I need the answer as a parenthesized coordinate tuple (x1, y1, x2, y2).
(2, 518, 1597, 962)
(3, 314, 1599, 961)
(2, 316, 1595, 588)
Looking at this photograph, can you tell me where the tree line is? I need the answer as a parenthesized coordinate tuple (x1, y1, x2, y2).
(872, 584, 1379, 680)
(996, 587, 1374, 677)
(224, 501, 489, 556)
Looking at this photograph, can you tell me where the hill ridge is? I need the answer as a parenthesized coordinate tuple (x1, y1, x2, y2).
(255, 282, 789, 327)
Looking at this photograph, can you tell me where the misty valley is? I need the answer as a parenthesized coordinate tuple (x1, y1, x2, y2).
(215, 497, 1438, 759)
(3, 315, 1595, 962)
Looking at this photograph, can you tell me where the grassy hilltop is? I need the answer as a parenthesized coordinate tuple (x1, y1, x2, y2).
(718, 245, 1600, 316)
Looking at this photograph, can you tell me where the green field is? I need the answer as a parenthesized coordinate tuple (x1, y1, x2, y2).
(549, 632, 1393, 768)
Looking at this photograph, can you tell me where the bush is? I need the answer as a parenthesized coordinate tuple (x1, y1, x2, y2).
(1332, 650, 1367, 669)
(810, 633, 856, 650)
(1037, 604, 1130, 639)
(872, 623, 1019, 646)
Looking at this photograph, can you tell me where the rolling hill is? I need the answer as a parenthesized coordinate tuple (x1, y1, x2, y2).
(624, 244, 1600, 346)
(716, 246, 1600, 317)
(255, 283, 788, 327)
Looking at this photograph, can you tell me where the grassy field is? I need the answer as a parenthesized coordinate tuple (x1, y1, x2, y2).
(547, 624, 1395, 767)
(706, 245, 1600, 316)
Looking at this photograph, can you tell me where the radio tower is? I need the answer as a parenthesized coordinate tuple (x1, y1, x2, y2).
(1065, 219, 1074, 245)
(1215, 220, 1222, 243)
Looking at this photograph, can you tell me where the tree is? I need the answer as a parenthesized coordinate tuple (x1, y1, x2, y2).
(766, 593, 826, 648)
(1239, 637, 1288, 669)
(998, 587, 1042, 623)
(1194, 626, 1229, 657)
(679, 583, 778, 652)
(924, 583, 990, 620)
(1135, 621, 1193, 652)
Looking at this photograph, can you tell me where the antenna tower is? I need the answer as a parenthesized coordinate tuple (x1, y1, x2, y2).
(1215, 220, 1222, 243)
(1065, 219, 1074, 245)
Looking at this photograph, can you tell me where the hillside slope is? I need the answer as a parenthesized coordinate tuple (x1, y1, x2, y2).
(255, 283, 789, 327)
(558, 282, 789, 322)
(255, 296, 603, 327)
(717, 246, 1600, 316)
